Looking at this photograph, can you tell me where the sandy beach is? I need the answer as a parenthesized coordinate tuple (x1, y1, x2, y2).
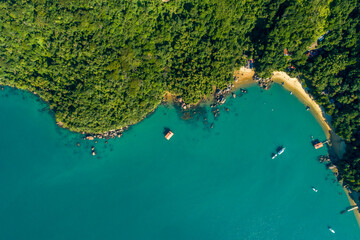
(233, 67, 255, 88)
(164, 67, 360, 226)
(166, 67, 347, 161)
(270, 71, 360, 226)
(344, 188, 360, 227)
(270, 72, 347, 158)
(271, 72, 331, 135)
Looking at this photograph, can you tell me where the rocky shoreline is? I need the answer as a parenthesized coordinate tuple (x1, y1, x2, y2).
(82, 128, 125, 141)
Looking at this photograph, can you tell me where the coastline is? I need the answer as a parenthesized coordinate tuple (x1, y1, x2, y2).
(233, 67, 255, 88)
(270, 72, 347, 159)
(163, 67, 255, 107)
(271, 71, 331, 137)
(344, 187, 360, 227)
(270, 71, 360, 226)
(3, 69, 360, 227)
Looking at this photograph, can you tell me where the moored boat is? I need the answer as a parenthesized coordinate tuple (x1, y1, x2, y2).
(328, 226, 335, 233)
(277, 147, 285, 155)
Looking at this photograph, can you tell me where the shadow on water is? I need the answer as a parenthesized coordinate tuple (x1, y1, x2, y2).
(163, 127, 171, 136)
(276, 145, 284, 152)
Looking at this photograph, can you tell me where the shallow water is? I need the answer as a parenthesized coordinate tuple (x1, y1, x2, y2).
(0, 85, 359, 240)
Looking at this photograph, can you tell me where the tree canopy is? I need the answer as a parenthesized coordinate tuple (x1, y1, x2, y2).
(0, 0, 359, 190)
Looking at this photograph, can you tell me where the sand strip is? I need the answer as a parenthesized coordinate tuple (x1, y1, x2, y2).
(233, 67, 255, 88)
(344, 189, 360, 227)
(271, 71, 331, 135)
(164, 67, 358, 225)
(270, 71, 360, 226)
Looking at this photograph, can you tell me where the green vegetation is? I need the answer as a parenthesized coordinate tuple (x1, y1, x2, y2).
(0, 0, 359, 190)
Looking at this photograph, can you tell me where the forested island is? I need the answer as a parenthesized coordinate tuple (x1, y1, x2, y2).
(0, 1, 359, 191)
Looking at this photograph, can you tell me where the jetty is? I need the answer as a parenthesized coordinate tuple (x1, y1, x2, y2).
(312, 139, 328, 149)
(340, 205, 359, 214)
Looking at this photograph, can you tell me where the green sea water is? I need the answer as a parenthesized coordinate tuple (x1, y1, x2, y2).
(0, 84, 359, 240)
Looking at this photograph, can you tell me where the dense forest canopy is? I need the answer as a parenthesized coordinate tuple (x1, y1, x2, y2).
(0, 0, 359, 190)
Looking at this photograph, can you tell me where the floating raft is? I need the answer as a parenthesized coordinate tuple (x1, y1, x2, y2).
(314, 142, 323, 149)
(165, 131, 174, 140)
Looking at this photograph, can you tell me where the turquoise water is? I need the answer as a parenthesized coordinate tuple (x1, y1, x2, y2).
(0, 85, 359, 240)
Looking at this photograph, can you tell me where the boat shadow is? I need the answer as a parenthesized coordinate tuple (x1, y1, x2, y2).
(276, 146, 284, 152)
(163, 127, 171, 136)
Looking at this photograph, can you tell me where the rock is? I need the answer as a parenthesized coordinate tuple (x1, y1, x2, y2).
(86, 136, 94, 140)
(225, 108, 229, 111)
(76, 142, 80, 147)
(181, 102, 187, 109)
(105, 141, 108, 144)
(232, 93, 236, 98)
(95, 140, 98, 143)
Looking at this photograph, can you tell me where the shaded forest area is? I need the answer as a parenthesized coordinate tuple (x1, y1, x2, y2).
(0, 0, 359, 190)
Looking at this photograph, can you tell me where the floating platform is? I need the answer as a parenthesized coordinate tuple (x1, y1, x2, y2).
(312, 138, 327, 149)
(314, 142, 323, 149)
(165, 131, 174, 140)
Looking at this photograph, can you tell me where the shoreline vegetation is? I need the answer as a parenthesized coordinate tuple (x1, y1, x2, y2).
(231, 68, 360, 225)
(1, 0, 359, 228)
(3, 66, 360, 225)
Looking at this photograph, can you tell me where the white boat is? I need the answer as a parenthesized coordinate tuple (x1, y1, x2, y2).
(312, 187, 318, 192)
(272, 153, 277, 159)
(277, 147, 285, 155)
(328, 227, 335, 233)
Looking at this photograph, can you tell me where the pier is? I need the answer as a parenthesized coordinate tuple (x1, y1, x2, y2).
(340, 205, 359, 214)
